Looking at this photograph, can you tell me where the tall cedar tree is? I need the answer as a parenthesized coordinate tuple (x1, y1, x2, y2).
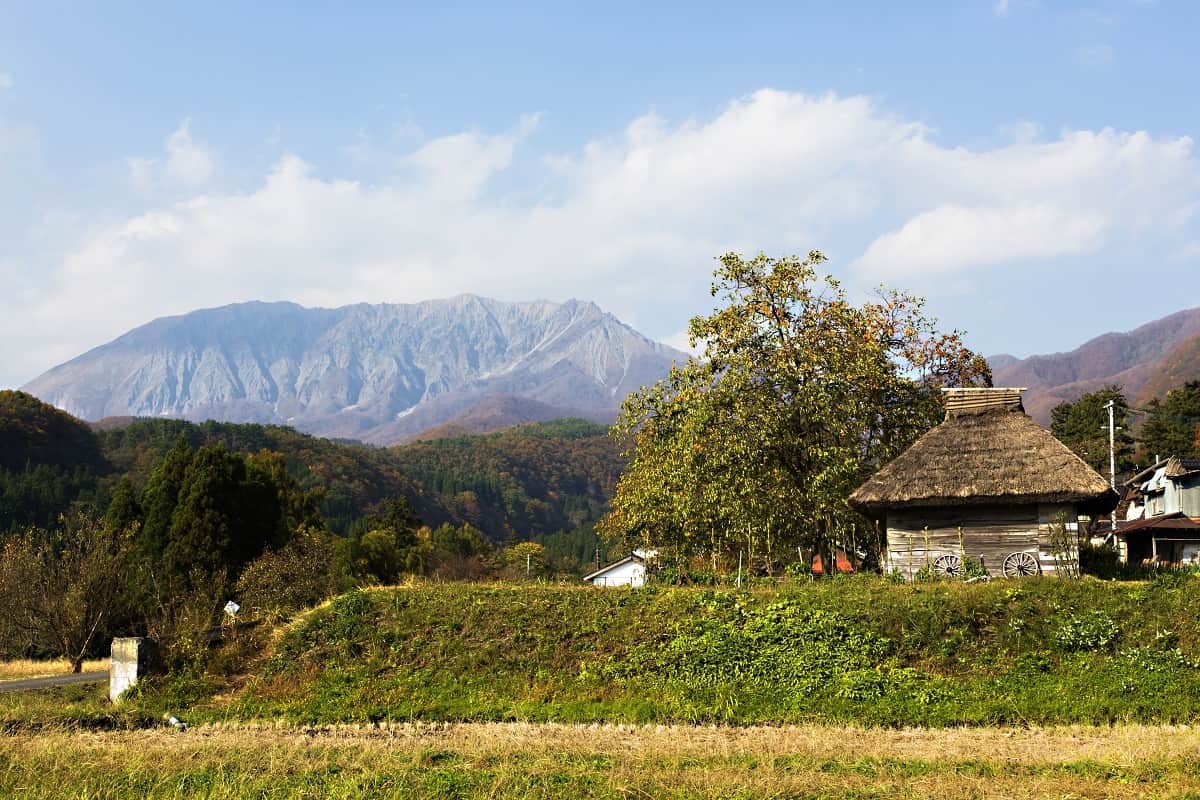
(1049, 386, 1135, 475)
(163, 444, 286, 588)
(138, 435, 194, 559)
(1139, 380, 1200, 461)
(599, 251, 991, 574)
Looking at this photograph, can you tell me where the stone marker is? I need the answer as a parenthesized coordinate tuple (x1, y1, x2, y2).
(109, 637, 159, 703)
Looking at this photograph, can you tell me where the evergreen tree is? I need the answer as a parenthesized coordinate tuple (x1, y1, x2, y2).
(1049, 386, 1134, 474)
(1139, 381, 1200, 461)
(163, 444, 285, 587)
(138, 435, 193, 559)
(104, 476, 142, 533)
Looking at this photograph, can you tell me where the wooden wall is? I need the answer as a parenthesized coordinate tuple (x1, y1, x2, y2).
(885, 503, 1079, 578)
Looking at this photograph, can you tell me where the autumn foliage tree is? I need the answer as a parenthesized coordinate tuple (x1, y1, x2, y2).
(599, 251, 991, 575)
(0, 513, 134, 672)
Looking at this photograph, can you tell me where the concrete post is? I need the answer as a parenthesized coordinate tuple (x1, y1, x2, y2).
(109, 637, 159, 703)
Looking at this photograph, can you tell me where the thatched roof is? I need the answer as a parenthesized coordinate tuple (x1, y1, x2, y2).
(849, 388, 1119, 515)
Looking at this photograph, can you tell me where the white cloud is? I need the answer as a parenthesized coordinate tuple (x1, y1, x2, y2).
(126, 157, 157, 193)
(993, 0, 1011, 17)
(126, 118, 216, 191)
(856, 205, 1106, 276)
(855, 127, 1197, 278)
(0, 73, 12, 91)
(661, 328, 704, 357)
(164, 119, 216, 186)
(7, 89, 1200, 387)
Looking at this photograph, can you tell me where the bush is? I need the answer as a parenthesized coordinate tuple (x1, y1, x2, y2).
(1080, 542, 1127, 579)
(1056, 610, 1120, 652)
(236, 526, 347, 622)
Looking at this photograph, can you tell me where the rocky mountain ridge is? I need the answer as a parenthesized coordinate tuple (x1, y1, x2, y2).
(22, 295, 684, 444)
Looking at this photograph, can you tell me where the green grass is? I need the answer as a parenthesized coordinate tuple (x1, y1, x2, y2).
(209, 575, 1200, 727)
(8, 575, 1200, 729)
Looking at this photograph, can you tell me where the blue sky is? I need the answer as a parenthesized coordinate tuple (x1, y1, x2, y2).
(3, 0, 1199, 388)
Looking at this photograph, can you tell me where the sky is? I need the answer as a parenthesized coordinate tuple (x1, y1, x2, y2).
(2, 0, 1199, 389)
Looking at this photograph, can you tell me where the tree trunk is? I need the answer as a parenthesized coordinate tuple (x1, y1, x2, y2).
(71, 656, 83, 674)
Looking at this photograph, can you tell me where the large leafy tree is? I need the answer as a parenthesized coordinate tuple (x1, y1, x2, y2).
(599, 251, 991, 574)
(1139, 381, 1200, 462)
(1049, 386, 1135, 475)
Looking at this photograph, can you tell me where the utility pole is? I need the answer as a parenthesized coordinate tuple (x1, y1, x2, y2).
(1104, 400, 1118, 533)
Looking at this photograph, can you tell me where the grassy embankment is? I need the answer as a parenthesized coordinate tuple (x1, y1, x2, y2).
(6, 578, 1200, 797)
(159, 574, 1200, 727)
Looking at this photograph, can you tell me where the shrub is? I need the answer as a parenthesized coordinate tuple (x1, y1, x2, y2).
(236, 526, 347, 622)
(1055, 610, 1119, 652)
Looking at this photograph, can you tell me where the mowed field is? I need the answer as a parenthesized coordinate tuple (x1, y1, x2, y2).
(3, 722, 1200, 799)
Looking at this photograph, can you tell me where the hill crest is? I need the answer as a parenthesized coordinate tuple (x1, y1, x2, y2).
(989, 307, 1200, 424)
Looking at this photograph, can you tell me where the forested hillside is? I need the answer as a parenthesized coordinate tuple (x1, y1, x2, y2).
(0, 391, 111, 528)
(0, 391, 620, 552)
(390, 419, 622, 543)
(95, 418, 452, 535)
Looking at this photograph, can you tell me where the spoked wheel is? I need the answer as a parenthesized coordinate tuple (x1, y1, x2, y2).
(932, 554, 962, 578)
(1002, 551, 1040, 578)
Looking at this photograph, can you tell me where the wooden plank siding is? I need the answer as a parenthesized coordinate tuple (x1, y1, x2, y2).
(884, 503, 1079, 578)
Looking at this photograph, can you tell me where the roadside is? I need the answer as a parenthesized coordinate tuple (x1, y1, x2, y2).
(0, 671, 107, 693)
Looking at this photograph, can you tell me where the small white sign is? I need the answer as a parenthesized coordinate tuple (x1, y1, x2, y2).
(223, 600, 240, 616)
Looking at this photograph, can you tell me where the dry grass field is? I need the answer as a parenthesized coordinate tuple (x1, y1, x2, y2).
(0, 659, 108, 682)
(2, 722, 1200, 798)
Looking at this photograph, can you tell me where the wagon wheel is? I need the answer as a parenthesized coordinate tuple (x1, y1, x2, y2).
(1002, 551, 1040, 578)
(932, 554, 962, 578)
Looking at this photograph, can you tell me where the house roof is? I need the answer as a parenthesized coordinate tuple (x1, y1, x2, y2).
(1126, 457, 1200, 488)
(1114, 511, 1200, 537)
(582, 553, 644, 582)
(849, 388, 1119, 514)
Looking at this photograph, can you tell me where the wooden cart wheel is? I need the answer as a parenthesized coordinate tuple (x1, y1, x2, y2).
(1002, 551, 1040, 578)
(932, 554, 962, 578)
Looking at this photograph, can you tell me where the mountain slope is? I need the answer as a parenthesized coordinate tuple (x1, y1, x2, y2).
(22, 296, 684, 444)
(990, 308, 1200, 424)
(390, 418, 623, 542)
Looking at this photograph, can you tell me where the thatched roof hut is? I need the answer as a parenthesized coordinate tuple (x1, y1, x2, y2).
(850, 388, 1117, 515)
(849, 388, 1118, 578)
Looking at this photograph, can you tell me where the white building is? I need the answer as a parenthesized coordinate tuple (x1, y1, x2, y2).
(582, 550, 656, 587)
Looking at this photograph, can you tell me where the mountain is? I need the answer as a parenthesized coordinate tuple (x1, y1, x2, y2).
(22, 296, 684, 444)
(989, 308, 1200, 424)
